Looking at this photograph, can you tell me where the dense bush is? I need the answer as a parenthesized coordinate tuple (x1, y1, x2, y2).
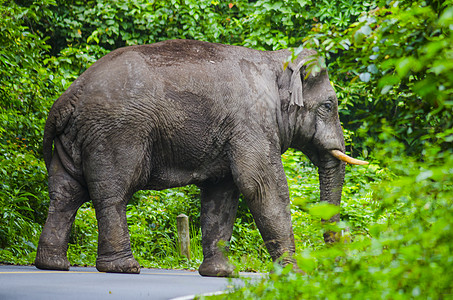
(302, 0, 453, 156)
(0, 0, 57, 262)
(218, 146, 453, 299)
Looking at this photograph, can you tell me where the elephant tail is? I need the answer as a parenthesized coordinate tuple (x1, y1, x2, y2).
(43, 93, 76, 171)
(42, 114, 54, 172)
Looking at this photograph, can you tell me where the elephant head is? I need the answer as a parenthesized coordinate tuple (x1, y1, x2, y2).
(284, 51, 368, 242)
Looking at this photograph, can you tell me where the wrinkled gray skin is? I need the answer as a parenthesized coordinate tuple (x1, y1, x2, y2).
(35, 39, 346, 277)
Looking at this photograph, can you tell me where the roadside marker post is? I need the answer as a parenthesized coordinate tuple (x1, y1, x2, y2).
(176, 214, 191, 260)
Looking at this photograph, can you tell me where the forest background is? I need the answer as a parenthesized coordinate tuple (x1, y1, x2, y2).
(0, 0, 452, 298)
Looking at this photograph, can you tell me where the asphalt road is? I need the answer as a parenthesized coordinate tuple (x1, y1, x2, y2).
(0, 265, 264, 300)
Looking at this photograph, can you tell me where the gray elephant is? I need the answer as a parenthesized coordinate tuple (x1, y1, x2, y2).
(35, 39, 367, 277)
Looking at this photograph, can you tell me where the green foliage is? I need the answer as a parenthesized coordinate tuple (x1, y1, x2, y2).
(1, 0, 55, 153)
(67, 203, 98, 266)
(0, 188, 41, 264)
(286, 149, 390, 241)
(0, 0, 57, 263)
(48, 0, 250, 50)
(242, 0, 379, 50)
(127, 187, 202, 269)
(303, 0, 453, 156)
(230, 204, 272, 272)
(212, 147, 453, 299)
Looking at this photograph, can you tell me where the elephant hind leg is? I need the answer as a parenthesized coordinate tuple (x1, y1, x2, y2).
(35, 152, 89, 271)
(198, 178, 240, 277)
(91, 192, 140, 274)
(83, 150, 143, 274)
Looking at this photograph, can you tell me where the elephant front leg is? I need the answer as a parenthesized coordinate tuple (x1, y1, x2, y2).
(244, 186, 297, 267)
(231, 147, 297, 268)
(198, 179, 240, 277)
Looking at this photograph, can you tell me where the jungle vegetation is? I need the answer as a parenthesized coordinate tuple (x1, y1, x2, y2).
(0, 0, 451, 298)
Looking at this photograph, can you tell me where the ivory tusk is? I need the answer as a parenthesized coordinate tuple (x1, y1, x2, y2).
(330, 149, 369, 165)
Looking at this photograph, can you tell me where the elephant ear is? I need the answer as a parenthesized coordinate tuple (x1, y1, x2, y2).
(287, 51, 318, 107)
(288, 58, 307, 107)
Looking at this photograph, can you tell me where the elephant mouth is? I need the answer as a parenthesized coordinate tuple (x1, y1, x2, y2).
(329, 149, 369, 165)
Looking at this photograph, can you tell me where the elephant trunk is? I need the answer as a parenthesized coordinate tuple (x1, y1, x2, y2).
(318, 155, 346, 243)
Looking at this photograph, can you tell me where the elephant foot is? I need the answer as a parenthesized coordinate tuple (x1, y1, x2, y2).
(199, 255, 236, 277)
(35, 247, 70, 271)
(277, 256, 305, 274)
(323, 231, 340, 244)
(96, 255, 140, 274)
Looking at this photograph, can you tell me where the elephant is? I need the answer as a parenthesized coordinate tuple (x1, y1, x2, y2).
(35, 39, 367, 277)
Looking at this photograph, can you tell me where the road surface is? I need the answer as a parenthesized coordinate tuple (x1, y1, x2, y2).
(0, 265, 263, 299)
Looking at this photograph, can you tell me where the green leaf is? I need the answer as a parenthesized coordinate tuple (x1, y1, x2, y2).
(396, 56, 415, 78)
(416, 170, 433, 182)
(438, 6, 453, 26)
(263, 1, 283, 11)
(359, 72, 371, 82)
(381, 85, 393, 94)
(308, 203, 340, 220)
(367, 64, 378, 74)
(354, 31, 366, 45)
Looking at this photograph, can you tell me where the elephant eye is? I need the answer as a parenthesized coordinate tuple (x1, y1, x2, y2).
(323, 102, 332, 110)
